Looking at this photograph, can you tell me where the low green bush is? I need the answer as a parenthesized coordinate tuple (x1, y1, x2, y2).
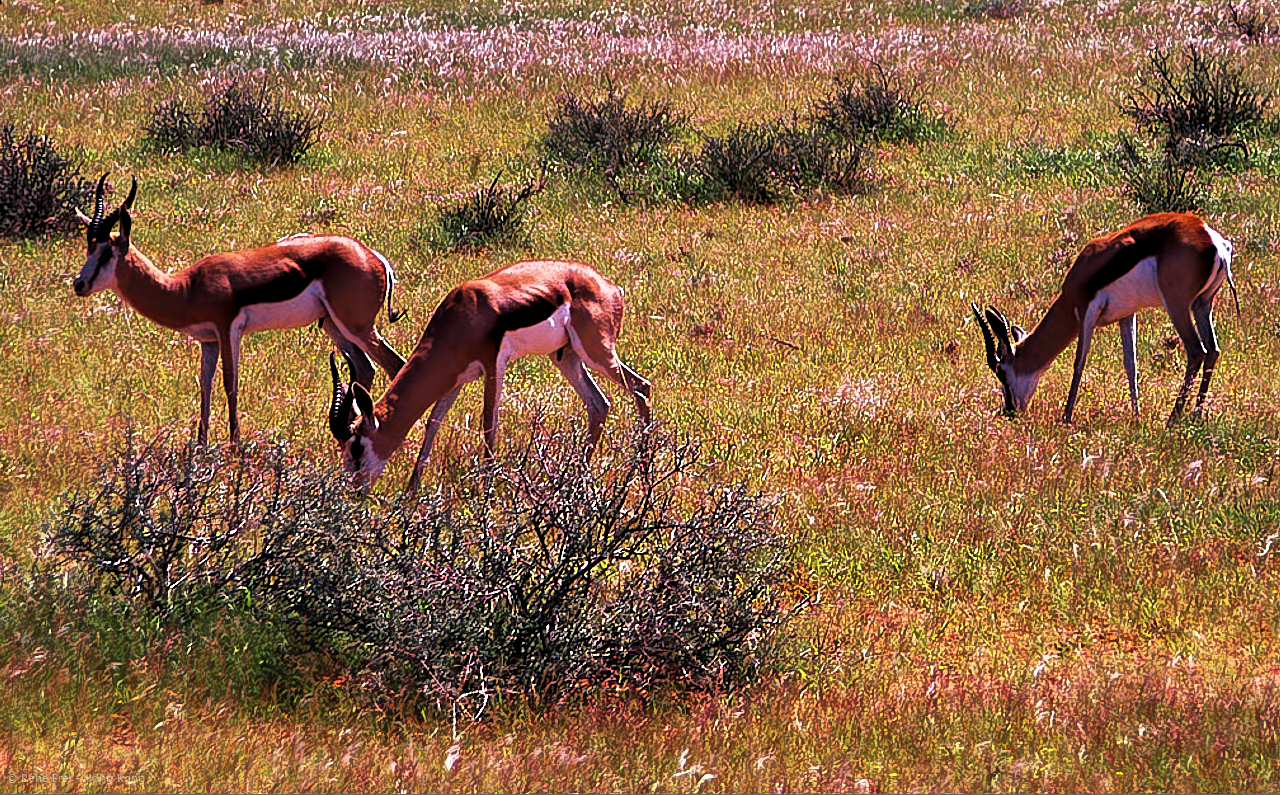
(424, 174, 542, 252)
(143, 81, 323, 167)
(0, 123, 92, 239)
(41, 427, 795, 711)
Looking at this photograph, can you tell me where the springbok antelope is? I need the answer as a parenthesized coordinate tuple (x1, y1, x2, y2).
(74, 174, 406, 444)
(327, 259, 653, 493)
(972, 212, 1235, 425)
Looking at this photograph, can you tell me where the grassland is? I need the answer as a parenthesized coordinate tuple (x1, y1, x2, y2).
(3, 0, 1280, 791)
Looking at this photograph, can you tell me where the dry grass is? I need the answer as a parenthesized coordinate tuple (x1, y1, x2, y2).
(2, 0, 1280, 791)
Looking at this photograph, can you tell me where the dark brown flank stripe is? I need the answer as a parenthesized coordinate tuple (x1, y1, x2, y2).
(1079, 219, 1212, 299)
(233, 257, 326, 309)
(495, 290, 563, 334)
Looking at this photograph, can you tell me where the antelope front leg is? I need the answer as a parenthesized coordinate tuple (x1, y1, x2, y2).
(1063, 306, 1102, 424)
(407, 386, 463, 495)
(1119, 314, 1138, 417)
(197, 341, 219, 445)
(617, 361, 653, 427)
(481, 362, 505, 460)
(552, 348, 610, 454)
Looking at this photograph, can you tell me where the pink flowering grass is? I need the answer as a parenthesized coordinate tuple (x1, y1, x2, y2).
(2, 0, 1280, 791)
(7, 0, 1270, 87)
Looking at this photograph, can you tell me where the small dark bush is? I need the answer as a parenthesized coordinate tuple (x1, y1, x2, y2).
(42, 428, 794, 710)
(0, 123, 93, 239)
(427, 174, 542, 251)
(142, 98, 200, 152)
(770, 121, 873, 195)
(1114, 136, 1209, 214)
(201, 82, 322, 165)
(1221, 5, 1278, 42)
(1122, 45, 1273, 154)
(541, 85, 688, 179)
(143, 81, 323, 166)
(540, 85, 691, 205)
(960, 0, 1027, 18)
(693, 121, 786, 205)
(692, 118, 872, 205)
(810, 65, 950, 144)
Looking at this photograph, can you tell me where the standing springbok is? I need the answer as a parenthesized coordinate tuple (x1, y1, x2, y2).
(74, 174, 406, 444)
(327, 259, 652, 493)
(972, 212, 1235, 425)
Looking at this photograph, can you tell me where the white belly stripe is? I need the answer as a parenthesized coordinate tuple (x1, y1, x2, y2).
(238, 280, 327, 334)
(497, 303, 572, 369)
(449, 304, 573, 387)
(1092, 255, 1163, 326)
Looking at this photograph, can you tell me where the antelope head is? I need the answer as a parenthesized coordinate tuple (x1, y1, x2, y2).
(328, 352, 388, 489)
(971, 302, 1035, 415)
(74, 173, 137, 297)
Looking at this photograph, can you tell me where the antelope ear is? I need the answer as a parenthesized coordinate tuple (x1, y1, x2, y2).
(351, 382, 378, 430)
(1010, 324, 1028, 345)
(75, 208, 92, 226)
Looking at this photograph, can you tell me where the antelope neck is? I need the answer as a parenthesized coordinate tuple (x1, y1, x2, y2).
(1010, 296, 1079, 375)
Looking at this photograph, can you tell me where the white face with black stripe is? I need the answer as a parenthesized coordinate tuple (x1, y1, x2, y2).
(997, 361, 1045, 414)
(340, 422, 388, 491)
(74, 238, 121, 296)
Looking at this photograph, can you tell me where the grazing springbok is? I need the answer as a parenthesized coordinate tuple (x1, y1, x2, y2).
(74, 174, 405, 444)
(972, 212, 1235, 425)
(327, 259, 653, 493)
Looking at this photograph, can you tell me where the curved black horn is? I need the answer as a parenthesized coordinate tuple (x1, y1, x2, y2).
(97, 176, 138, 239)
(984, 307, 1014, 349)
(91, 173, 109, 226)
(99, 207, 122, 238)
(328, 353, 354, 442)
(122, 176, 138, 210)
(971, 302, 1000, 372)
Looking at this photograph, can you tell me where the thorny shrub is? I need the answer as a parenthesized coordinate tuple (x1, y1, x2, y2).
(539, 85, 697, 205)
(42, 428, 795, 711)
(769, 119, 872, 195)
(0, 123, 93, 238)
(426, 174, 543, 252)
(810, 65, 950, 144)
(541, 85, 687, 184)
(1122, 45, 1274, 156)
(43, 437, 313, 619)
(1113, 135, 1210, 214)
(693, 121, 785, 205)
(693, 118, 872, 205)
(143, 81, 323, 166)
